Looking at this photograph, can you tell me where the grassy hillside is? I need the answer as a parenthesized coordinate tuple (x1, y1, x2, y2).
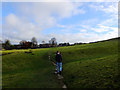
(2, 49, 61, 88)
(2, 38, 119, 88)
(49, 38, 119, 88)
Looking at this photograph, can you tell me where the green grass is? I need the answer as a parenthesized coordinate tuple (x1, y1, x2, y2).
(2, 49, 61, 88)
(63, 54, 119, 88)
(2, 38, 119, 88)
(48, 38, 119, 88)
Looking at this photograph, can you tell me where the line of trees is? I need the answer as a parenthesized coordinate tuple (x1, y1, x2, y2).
(1, 37, 58, 50)
(1, 36, 90, 50)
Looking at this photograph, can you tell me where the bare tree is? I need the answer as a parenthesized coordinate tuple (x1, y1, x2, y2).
(31, 37, 37, 45)
(49, 40, 51, 44)
(20, 40, 27, 45)
(42, 40, 45, 44)
(4, 39, 11, 49)
(51, 37, 57, 45)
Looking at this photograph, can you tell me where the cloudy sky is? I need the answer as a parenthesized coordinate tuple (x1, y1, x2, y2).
(2, 0, 119, 44)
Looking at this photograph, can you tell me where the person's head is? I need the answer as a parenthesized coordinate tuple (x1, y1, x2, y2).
(56, 51, 60, 54)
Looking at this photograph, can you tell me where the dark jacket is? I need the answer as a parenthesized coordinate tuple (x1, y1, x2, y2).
(55, 54, 62, 62)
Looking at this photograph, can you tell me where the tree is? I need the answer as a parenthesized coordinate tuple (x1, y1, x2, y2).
(31, 37, 37, 48)
(20, 40, 27, 45)
(31, 37, 37, 45)
(49, 37, 57, 47)
(51, 37, 57, 45)
(19, 40, 27, 49)
(42, 40, 45, 44)
(49, 40, 51, 44)
(4, 39, 11, 50)
(0, 40, 2, 50)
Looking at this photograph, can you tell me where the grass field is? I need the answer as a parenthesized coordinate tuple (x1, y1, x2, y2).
(2, 49, 61, 88)
(2, 38, 120, 88)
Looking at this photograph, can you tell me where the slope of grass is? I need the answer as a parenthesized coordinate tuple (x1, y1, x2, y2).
(63, 54, 119, 88)
(2, 38, 119, 88)
(2, 49, 61, 88)
(48, 38, 119, 88)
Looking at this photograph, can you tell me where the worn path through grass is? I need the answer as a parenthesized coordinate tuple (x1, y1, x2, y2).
(48, 54, 67, 88)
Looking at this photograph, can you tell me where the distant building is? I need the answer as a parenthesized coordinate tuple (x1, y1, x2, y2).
(14, 45, 21, 49)
(22, 42, 33, 49)
(39, 43, 50, 48)
(20, 41, 33, 49)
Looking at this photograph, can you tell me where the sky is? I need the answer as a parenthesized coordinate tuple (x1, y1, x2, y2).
(1, 0, 119, 44)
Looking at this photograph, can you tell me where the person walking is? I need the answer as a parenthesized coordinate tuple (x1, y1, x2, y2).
(55, 51, 62, 75)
